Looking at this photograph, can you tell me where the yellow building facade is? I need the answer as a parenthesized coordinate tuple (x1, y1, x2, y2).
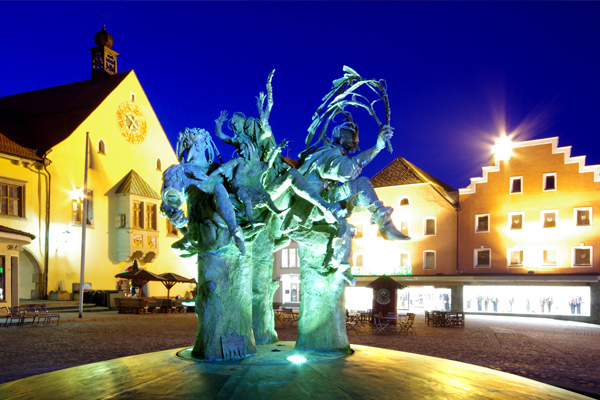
(0, 27, 195, 309)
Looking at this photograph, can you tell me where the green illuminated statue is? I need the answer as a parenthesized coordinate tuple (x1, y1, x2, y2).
(161, 67, 406, 360)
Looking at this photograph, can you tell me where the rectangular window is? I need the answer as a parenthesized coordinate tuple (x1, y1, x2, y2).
(0, 182, 25, 217)
(509, 212, 523, 230)
(354, 254, 363, 267)
(575, 207, 592, 227)
(72, 190, 93, 226)
(145, 204, 157, 230)
(0, 256, 5, 301)
(400, 252, 409, 266)
(508, 249, 524, 267)
(474, 249, 491, 268)
(542, 210, 557, 228)
(400, 221, 409, 237)
(543, 173, 557, 191)
(354, 224, 363, 239)
(475, 214, 490, 233)
(132, 202, 142, 229)
(542, 248, 558, 266)
(281, 248, 299, 268)
(510, 177, 522, 194)
(166, 219, 179, 236)
(423, 251, 436, 269)
(424, 218, 436, 236)
(289, 248, 298, 268)
(572, 247, 592, 267)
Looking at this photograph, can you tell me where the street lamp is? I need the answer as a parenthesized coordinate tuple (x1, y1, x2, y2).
(492, 133, 513, 162)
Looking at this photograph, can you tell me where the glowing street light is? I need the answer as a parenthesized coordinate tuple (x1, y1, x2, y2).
(492, 133, 513, 162)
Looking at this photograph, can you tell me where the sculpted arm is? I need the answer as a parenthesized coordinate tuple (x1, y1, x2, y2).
(215, 110, 234, 144)
(353, 125, 394, 169)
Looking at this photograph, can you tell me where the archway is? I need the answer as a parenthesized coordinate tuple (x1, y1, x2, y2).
(19, 249, 42, 300)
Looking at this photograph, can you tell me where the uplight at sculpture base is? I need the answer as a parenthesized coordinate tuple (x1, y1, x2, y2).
(0, 342, 591, 399)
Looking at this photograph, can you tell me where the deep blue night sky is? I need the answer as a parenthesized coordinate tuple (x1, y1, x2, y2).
(2, 2, 599, 190)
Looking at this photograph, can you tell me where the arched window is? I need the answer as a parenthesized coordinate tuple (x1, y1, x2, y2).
(98, 140, 106, 155)
(156, 158, 162, 171)
(400, 197, 410, 206)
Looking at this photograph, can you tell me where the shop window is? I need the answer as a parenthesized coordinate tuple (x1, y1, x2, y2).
(475, 214, 489, 233)
(424, 218, 436, 236)
(72, 189, 93, 226)
(572, 247, 592, 267)
(400, 252, 409, 266)
(98, 139, 106, 155)
(423, 251, 436, 269)
(354, 224, 363, 239)
(166, 219, 179, 236)
(575, 207, 592, 227)
(508, 249, 524, 267)
(399, 197, 410, 206)
(145, 204, 157, 230)
(0, 256, 5, 301)
(0, 181, 25, 217)
(510, 177, 522, 194)
(509, 212, 523, 230)
(542, 248, 558, 266)
(474, 248, 491, 268)
(542, 210, 557, 228)
(400, 221, 409, 237)
(281, 248, 299, 268)
(543, 173, 556, 191)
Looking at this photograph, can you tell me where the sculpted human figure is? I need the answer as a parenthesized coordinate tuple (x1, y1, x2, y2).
(297, 118, 407, 242)
(161, 128, 255, 360)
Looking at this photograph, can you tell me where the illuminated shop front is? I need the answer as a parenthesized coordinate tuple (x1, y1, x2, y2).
(344, 285, 451, 312)
(464, 285, 590, 316)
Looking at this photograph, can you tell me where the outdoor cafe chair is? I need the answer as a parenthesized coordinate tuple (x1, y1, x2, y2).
(374, 314, 389, 334)
(8, 306, 25, 326)
(24, 306, 41, 326)
(0, 307, 11, 327)
(398, 313, 415, 335)
(37, 306, 60, 325)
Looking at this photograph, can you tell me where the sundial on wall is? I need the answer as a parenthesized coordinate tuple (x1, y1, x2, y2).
(116, 101, 147, 144)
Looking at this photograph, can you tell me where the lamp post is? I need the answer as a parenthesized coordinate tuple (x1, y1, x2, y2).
(78, 132, 90, 318)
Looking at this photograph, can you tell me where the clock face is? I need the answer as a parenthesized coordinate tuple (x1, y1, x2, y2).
(116, 101, 147, 144)
(376, 288, 391, 305)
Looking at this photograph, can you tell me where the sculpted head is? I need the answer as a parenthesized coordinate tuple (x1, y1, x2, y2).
(332, 121, 360, 153)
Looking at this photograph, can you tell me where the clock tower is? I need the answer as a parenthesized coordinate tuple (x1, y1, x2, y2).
(90, 24, 119, 85)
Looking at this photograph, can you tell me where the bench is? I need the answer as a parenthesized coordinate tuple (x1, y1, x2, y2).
(114, 298, 149, 314)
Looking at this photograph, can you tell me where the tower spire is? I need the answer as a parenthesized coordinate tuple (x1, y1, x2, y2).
(90, 24, 119, 85)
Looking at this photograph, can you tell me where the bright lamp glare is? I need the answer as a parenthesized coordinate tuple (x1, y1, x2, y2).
(493, 134, 513, 161)
(286, 355, 307, 364)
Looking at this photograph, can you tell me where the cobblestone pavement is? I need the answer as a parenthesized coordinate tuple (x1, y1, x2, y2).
(2, 312, 600, 398)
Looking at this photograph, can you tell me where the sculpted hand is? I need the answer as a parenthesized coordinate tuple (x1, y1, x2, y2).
(376, 125, 394, 150)
(215, 110, 228, 126)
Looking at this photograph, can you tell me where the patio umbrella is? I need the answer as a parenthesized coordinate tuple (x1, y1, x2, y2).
(159, 272, 196, 307)
(115, 268, 166, 297)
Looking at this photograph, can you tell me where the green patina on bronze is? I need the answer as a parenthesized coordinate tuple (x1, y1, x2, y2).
(161, 67, 407, 360)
